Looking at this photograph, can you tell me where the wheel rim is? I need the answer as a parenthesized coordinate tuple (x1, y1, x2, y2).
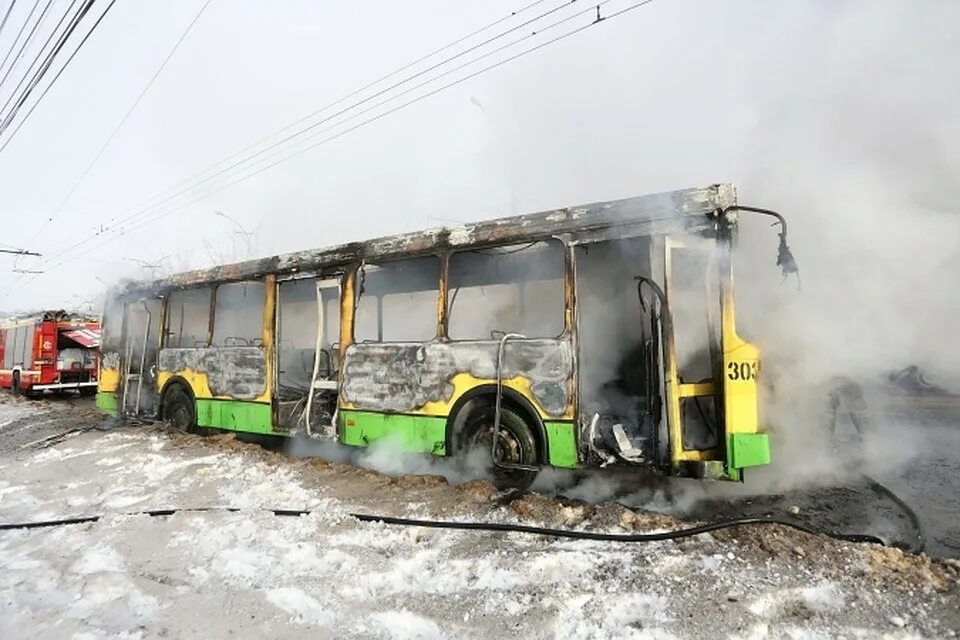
(468, 416, 529, 467)
(494, 428, 524, 465)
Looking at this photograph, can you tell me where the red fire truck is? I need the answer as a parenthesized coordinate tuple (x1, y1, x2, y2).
(0, 310, 100, 397)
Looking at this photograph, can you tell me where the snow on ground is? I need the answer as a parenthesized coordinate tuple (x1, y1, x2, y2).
(0, 403, 957, 639)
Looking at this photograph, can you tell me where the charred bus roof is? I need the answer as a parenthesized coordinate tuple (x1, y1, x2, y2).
(116, 183, 736, 299)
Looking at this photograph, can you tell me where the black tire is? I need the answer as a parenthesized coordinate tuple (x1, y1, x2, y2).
(80, 386, 97, 397)
(456, 401, 539, 491)
(11, 372, 20, 395)
(162, 385, 197, 433)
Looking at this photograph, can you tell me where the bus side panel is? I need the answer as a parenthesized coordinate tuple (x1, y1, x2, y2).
(337, 340, 577, 465)
(339, 411, 447, 455)
(156, 347, 279, 434)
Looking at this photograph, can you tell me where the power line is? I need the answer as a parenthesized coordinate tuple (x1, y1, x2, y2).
(0, 0, 94, 137)
(23, 0, 214, 248)
(0, 0, 655, 301)
(0, 0, 40, 84)
(39, 0, 584, 259)
(30, 0, 655, 280)
(92, 0, 576, 234)
(0, 0, 82, 128)
(0, 1, 19, 46)
(0, 0, 54, 104)
(0, 0, 115, 153)
(91, 0, 611, 238)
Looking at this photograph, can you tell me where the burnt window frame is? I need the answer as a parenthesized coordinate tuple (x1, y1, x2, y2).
(442, 237, 571, 342)
(211, 279, 268, 348)
(162, 285, 215, 349)
(351, 254, 444, 344)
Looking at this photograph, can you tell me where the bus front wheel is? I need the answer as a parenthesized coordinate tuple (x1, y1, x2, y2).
(456, 400, 539, 491)
(162, 386, 197, 433)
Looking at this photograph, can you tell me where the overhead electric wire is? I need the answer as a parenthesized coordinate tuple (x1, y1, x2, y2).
(22, 0, 214, 250)
(0, 0, 40, 84)
(0, 0, 655, 300)
(0, 0, 82, 129)
(0, 0, 94, 136)
(39, 0, 616, 260)
(0, 0, 55, 107)
(82, 0, 553, 234)
(66, 0, 581, 242)
(22, 0, 571, 268)
(0, 0, 116, 154)
(108, 0, 655, 239)
(3, 0, 652, 298)
(0, 1, 18, 43)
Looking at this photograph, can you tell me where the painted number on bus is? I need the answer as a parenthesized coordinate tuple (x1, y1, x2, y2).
(727, 361, 759, 381)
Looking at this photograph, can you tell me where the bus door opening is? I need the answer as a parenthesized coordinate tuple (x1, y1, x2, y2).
(120, 299, 162, 416)
(277, 277, 340, 436)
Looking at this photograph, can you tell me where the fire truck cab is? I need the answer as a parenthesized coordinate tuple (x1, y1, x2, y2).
(0, 310, 100, 397)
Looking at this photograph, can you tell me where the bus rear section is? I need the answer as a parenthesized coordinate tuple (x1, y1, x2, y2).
(0, 312, 100, 397)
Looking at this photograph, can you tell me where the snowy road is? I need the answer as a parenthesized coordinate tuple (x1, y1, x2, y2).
(0, 399, 957, 639)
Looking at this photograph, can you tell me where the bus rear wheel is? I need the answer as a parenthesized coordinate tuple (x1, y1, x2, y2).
(457, 401, 539, 491)
(162, 386, 197, 433)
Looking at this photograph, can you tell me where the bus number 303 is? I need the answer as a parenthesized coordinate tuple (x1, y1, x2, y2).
(727, 361, 760, 381)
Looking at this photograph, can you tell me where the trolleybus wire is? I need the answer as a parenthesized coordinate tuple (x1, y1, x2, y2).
(0, 0, 40, 85)
(0, 0, 18, 44)
(14, 0, 653, 296)
(22, 0, 214, 248)
(0, 0, 116, 154)
(0, 0, 82, 128)
(33, 0, 585, 259)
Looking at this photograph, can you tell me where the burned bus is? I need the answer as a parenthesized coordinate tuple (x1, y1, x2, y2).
(97, 184, 785, 485)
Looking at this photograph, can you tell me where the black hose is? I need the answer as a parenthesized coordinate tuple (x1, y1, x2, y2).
(352, 513, 884, 545)
(861, 473, 925, 554)
(0, 506, 884, 546)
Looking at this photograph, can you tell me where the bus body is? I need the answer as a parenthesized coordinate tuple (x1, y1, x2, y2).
(0, 311, 100, 396)
(97, 184, 772, 482)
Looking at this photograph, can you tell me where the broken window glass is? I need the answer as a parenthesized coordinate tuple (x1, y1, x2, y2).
(354, 256, 440, 343)
(212, 281, 266, 346)
(164, 287, 212, 348)
(447, 240, 565, 340)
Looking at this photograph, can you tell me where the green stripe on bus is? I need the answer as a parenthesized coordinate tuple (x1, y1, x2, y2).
(728, 432, 770, 469)
(340, 410, 447, 455)
(95, 391, 118, 416)
(196, 398, 274, 434)
(545, 421, 579, 468)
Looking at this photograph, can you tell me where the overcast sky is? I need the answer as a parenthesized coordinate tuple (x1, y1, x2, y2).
(0, 0, 957, 381)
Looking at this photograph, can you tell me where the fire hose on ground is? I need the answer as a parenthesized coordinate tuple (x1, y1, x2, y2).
(0, 473, 924, 554)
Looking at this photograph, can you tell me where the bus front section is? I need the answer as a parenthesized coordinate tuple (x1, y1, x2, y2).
(577, 206, 790, 481)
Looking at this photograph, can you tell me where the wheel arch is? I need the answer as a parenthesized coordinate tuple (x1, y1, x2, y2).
(445, 384, 547, 463)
